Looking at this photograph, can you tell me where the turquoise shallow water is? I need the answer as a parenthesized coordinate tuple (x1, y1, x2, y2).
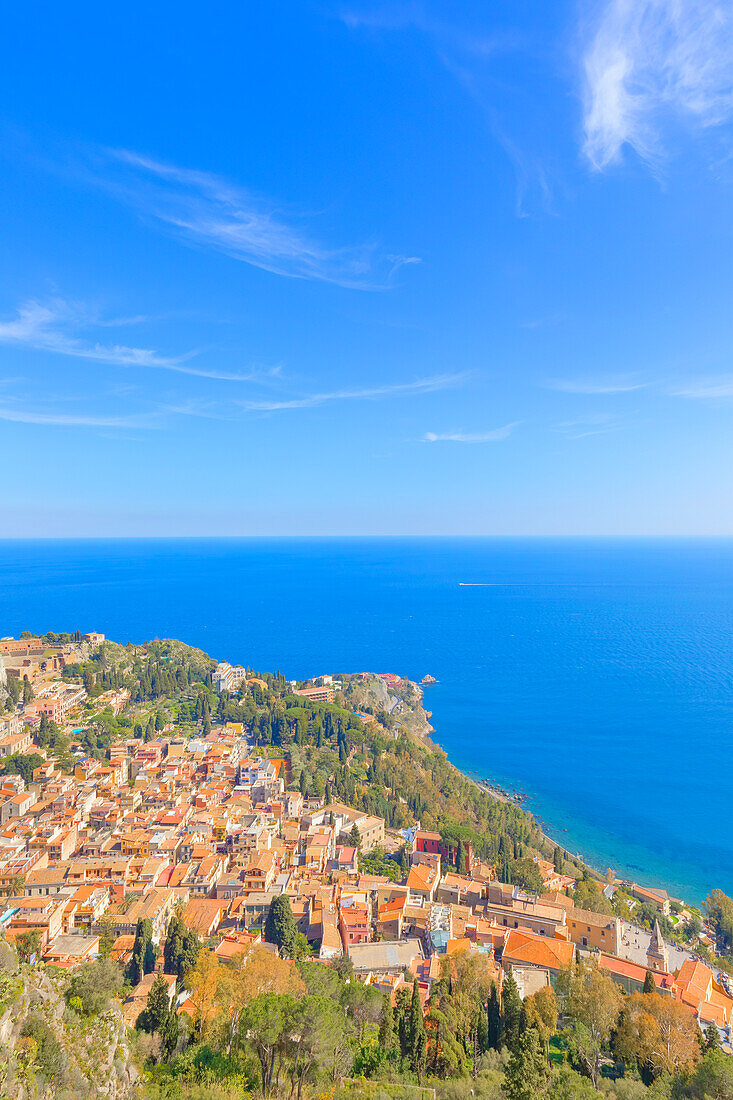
(1, 536, 732, 905)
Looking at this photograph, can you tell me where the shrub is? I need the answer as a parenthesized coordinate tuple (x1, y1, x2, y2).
(67, 958, 123, 1015)
(20, 1012, 65, 1081)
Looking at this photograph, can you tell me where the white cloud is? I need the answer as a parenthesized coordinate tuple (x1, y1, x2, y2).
(548, 376, 646, 394)
(239, 372, 468, 411)
(553, 412, 624, 438)
(672, 376, 733, 398)
(0, 405, 159, 428)
(423, 422, 520, 443)
(582, 0, 733, 169)
(89, 148, 419, 289)
(0, 298, 271, 381)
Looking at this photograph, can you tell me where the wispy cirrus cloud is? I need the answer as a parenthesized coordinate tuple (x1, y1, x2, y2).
(239, 372, 468, 412)
(672, 376, 733, 398)
(582, 0, 733, 170)
(553, 412, 623, 438)
(422, 422, 520, 443)
(84, 148, 419, 289)
(0, 391, 238, 430)
(0, 298, 275, 382)
(0, 404, 161, 429)
(548, 375, 647, 394)
(340, 6, 554, 217)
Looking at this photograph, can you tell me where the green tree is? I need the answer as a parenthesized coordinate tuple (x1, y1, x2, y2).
(128, 917, 155, 985)
(487, 981, 501, 1050)
(135, 972, 178, 1060)
(704, 1022, 721, 1053)
(379, 991, 397, 1054)
(572, 876, 614, 915)
(265, 894, 297, 958)
(502, 970, 523, 1053)
(683, 1048, 733, 1098)
(16, 929, 41, 964)
(349, 822, 361, 850)
(395, 985, 412, 1058)
(163, 910, 185, 974)
(505, 1023, 550, 1100)
(644, 968, 657, 994)
(508, 858, 545, 894)
(557, 960, 622, 1088)
(98, 919, 116, 960)
(705, 889, 733, 955)
(136, 972, 171, 1034)
(547, 1065, 598, 1099)
(239, 992, 290, 1097)
(409, 978, 427, 1080)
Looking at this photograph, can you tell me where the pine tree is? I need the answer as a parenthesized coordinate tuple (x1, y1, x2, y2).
(643, 969, 656, 994)
(504, 1024, 550, 1100)
(501, 971, 523, 1053)
(705, 1022, 722, 1052)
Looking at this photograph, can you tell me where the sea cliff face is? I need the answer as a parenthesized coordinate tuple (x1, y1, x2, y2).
(342, 673, 434, 739)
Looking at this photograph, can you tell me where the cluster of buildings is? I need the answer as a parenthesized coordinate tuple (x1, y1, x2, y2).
(0, 636, 731, 1050)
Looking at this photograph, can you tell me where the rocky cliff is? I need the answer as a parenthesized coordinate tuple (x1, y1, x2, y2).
(0, 949, 138, 1100)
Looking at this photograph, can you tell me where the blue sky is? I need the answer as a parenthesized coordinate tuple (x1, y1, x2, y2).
(1, 0, 733, 535)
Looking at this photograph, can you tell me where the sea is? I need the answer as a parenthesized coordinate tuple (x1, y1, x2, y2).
(2, 536, 732, 906)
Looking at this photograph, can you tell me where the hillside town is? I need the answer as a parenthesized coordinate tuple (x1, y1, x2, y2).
(1, 631, 732, 1095)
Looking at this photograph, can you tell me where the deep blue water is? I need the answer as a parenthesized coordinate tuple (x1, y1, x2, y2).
(1, 537, 732, 905)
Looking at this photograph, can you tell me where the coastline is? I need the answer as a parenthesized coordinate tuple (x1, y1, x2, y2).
(418, 690, 705, 910)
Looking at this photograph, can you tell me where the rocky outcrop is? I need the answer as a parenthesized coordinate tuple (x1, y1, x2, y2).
(0, 960, 138, 1100)
(343, 674, 434, 740)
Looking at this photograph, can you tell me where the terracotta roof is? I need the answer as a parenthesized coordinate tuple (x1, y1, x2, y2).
(502, 928, 574, 972)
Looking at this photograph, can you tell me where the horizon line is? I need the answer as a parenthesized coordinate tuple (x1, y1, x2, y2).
(2, 533, 733, 541)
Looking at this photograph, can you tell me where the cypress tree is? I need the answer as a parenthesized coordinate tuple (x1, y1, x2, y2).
(504, 1024, 549, 1100)
(160, 1004, 179, 1060)
(643, 969, 656, 994)
(128, 918, 153, 985)
(477, 998, 489, 1054)
(395, 986, 412, 1058)
(379, 992, 396, 1053)
(139, 972, 170, 1033)
(409, 979, 427, 1079)
(264, 895, 297, 958)
(501, 971, 523, 1053)
(487, 982, 501, 1050)
(163, 912, 185, 978)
